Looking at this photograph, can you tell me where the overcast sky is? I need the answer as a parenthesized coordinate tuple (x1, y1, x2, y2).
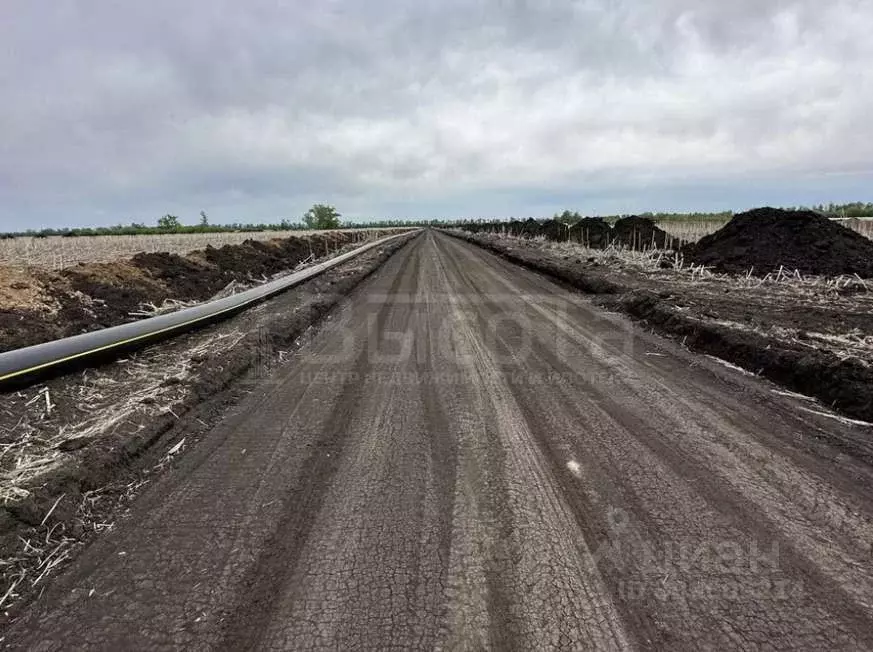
(2, 1, 872, 229)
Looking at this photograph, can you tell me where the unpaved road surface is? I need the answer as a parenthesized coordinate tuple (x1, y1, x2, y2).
(6, 230, 873, 650)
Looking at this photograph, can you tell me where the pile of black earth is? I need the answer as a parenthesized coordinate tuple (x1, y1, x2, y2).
(539, 219, 569, 241)
(687, 207, 873, 277)
(568, 218, 612, 248)
(612, 216, 676, 250)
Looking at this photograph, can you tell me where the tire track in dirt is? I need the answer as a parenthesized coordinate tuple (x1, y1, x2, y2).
(428, 234, 634, 650)
(434, 232, 873, 649)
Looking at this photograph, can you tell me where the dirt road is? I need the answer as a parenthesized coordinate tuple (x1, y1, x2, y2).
(6, 230, 873, 650)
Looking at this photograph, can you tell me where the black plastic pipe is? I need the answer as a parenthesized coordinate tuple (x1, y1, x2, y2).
(0, 231, 414, 391)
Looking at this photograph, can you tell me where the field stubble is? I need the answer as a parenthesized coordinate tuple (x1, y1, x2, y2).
(0, 228, 405, 269)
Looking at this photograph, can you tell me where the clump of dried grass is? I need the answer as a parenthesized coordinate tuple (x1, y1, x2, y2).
(129, 298, 199, 318)
(0, 362, 209, 615)
(0, 330, 246, 504)
(0, 527, 79, 611)
(542, 240, 678, 272)
(0, 448, 187, 616)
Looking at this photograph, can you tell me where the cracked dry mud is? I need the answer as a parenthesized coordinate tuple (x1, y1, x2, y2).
(4, 230, 873, 650)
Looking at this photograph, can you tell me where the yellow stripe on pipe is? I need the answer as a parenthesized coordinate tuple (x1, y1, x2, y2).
(0, 299, 255, 383)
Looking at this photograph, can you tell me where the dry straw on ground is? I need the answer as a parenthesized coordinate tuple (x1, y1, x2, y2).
(0, 326, 251, 613)
(0, 328, 245, 504)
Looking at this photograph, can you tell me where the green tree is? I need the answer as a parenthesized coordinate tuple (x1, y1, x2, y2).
(157, 214, 181, 230)
(199, 210, 209, 226)
(302, 204, 341, 229)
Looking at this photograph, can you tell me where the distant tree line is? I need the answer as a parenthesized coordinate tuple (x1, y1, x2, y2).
(438, 211, 736, 227)
(0, 205, 336, 238)
(0, 218, 309, 239)
(806, 202, 873, 218)
(2, 202, 871, 239)
(443, 203, 873, 227)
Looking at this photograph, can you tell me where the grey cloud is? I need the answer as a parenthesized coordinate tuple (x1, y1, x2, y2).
(1, 0, 872, 229)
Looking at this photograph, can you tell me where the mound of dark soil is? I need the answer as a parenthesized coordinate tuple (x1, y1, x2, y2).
(612, 216, 674, 250)
(201, 241, 278, 277)
(131, 252, 225, 301)
(540, 220, 569, 241)
(61, 263, 168, 329)
(520, 218, 541, 238)
(506, 220, 526, 237)
(688, 208, 873, 277)
(568, 218, 612, 248)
